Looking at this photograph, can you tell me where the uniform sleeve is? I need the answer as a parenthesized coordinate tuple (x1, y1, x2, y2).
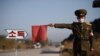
(54, 23, 72, 29)
(89, 32, 94, 51)
(89, 27, 94, 51)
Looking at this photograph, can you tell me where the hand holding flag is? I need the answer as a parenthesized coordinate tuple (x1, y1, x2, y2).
(48, 23, 54, 27)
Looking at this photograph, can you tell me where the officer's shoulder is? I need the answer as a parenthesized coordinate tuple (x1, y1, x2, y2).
(85, 22, 92, 26)
(73, 21, 78, 23)
(72, 21, 78, 24)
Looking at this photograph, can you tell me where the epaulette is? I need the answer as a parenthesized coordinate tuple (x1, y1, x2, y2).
(85, 22, 92, 26)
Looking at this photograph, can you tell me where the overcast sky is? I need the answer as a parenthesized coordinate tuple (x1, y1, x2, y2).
(0, 0, 100, 42)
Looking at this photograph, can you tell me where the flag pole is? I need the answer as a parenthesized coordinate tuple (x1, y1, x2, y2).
(15, 38, 18, 56)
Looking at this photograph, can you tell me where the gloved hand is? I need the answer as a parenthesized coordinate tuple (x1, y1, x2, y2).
(48, 23, 54, 27)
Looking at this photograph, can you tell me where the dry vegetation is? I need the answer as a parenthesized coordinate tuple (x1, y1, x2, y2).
(0, 35, 33, 50)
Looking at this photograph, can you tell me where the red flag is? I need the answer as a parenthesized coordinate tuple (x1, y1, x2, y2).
(39, 25, 48, 42)
(32, 26, 40, 42)
(32, 25, 48, 42)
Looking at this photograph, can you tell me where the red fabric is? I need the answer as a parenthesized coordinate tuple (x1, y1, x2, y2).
(32, 26, 40, 42)
(32, 25, 47, 42)
(39, 25, 47, 42)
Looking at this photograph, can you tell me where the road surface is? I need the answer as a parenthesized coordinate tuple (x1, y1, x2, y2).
(0, 46, 60, 56)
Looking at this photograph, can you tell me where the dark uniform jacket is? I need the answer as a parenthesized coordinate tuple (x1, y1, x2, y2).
(54, 22, 93, 53)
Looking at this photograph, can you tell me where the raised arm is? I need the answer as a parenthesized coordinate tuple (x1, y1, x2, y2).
(48, 23, 72, 29)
